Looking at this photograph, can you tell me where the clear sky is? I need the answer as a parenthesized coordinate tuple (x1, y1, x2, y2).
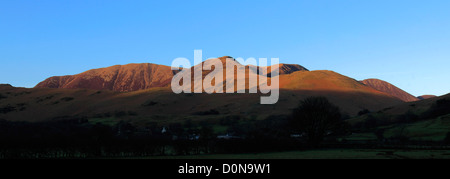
(1, 0, 449, 96)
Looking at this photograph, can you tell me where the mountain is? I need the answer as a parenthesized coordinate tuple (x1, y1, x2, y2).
(360, 79, 419, 102)
(35, 56, 309, 93)
(418, 95, 437, 100)
(35, 63, 180, 92)
(1, 58, 405, 123)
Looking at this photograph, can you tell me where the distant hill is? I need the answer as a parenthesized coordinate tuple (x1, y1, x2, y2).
(360, 79, 419, 102)
(418, 95, 437, 100)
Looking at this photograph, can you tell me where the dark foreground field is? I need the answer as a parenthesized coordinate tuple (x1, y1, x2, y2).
(117, 149, 450, 159)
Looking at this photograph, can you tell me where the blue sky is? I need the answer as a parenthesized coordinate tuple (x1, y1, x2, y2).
(1, 0, 449, 96)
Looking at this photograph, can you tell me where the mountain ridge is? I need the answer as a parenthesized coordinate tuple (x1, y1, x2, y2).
(35, 57, 309, 92)
(0, 58, 409, 122)
(35, 63, 180, 92)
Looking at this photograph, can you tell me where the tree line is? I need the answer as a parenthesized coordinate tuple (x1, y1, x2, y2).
(0, 96, 360, 159)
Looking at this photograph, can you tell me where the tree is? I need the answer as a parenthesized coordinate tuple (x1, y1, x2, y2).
(199, 126, 214, 153)
(291, 97, 345, 147)
(114, 121, 136, 139)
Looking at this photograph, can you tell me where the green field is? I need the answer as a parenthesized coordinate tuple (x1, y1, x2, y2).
(383, 114, 450, 141)
(118, 149, 450, 159)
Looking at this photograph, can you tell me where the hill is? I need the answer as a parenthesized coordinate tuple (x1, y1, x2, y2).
(418, 95, 437, 100)
(360, 79, 419, 102)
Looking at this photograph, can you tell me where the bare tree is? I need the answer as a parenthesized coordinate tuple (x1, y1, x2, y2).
(291, 96, 345, 147)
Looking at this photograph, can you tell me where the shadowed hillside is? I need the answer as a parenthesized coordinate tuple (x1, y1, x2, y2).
(1, 84, 402, 123)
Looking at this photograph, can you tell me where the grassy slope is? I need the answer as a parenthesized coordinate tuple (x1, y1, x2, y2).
(382, 114, 450, 141)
